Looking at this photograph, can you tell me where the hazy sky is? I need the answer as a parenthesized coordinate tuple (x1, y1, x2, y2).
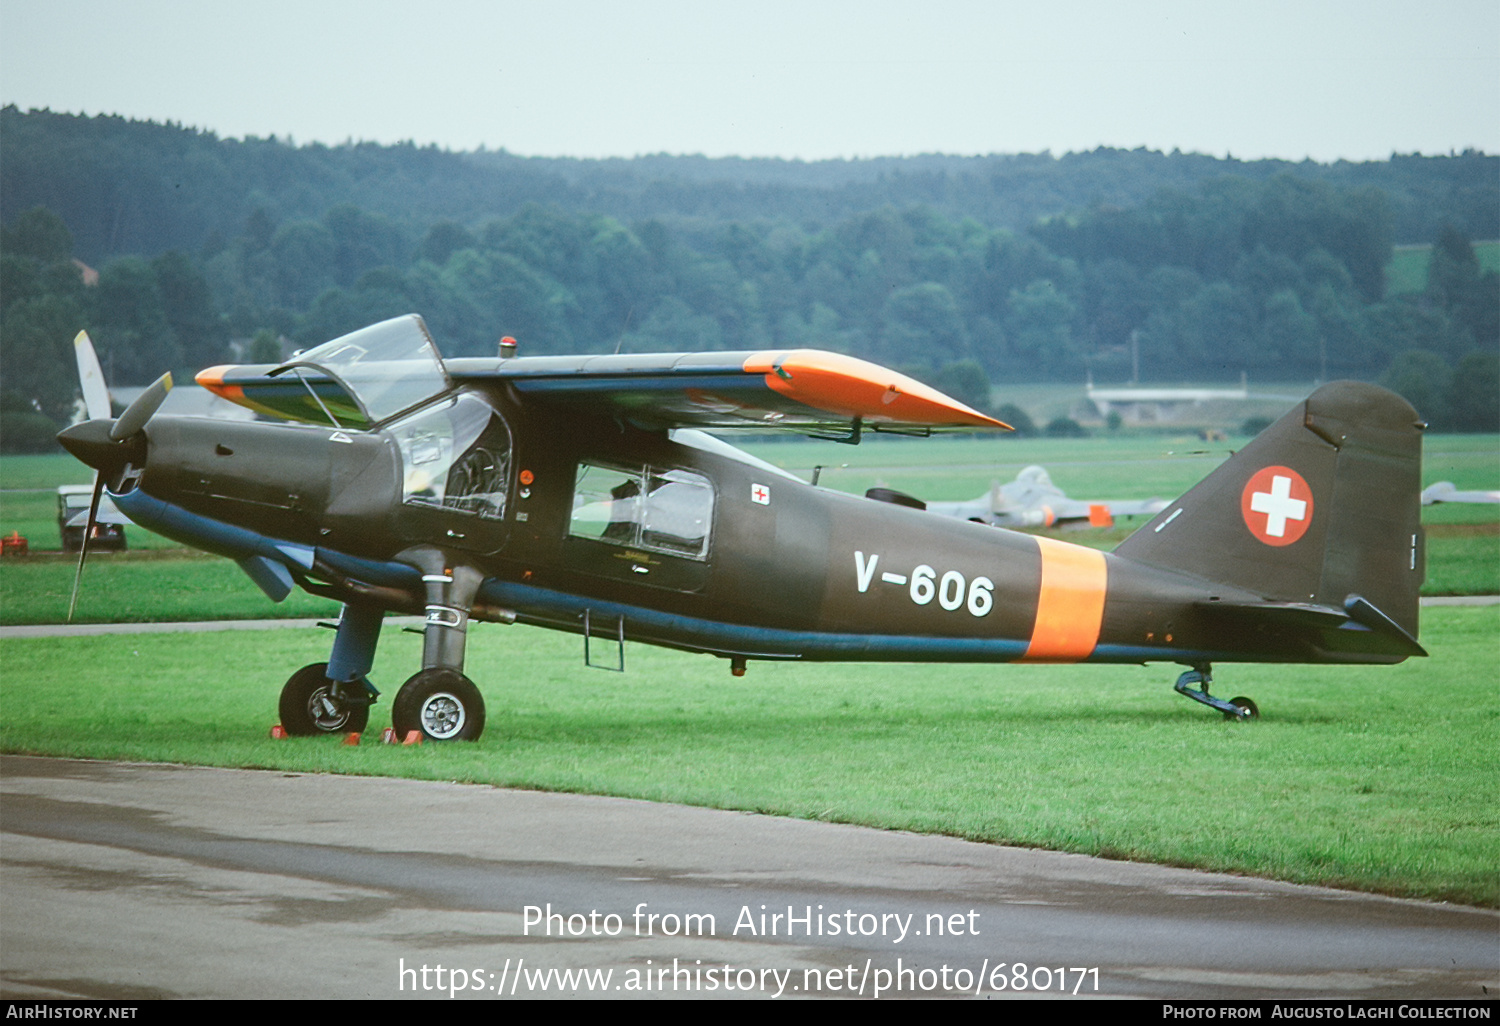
(2, 0, 1496, 162)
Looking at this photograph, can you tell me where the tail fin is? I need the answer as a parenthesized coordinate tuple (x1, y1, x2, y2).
(1115, 382, 1425, 642)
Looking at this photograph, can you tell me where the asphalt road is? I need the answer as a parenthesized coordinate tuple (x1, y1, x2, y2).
(1, 755, 1494, 1001)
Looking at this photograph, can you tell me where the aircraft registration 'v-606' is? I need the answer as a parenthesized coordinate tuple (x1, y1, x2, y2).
(58, 315, 1426, 740)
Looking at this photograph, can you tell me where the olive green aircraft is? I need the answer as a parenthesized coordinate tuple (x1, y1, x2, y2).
(58, 315, 1427, 741)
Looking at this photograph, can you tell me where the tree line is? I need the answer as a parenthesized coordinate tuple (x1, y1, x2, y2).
(6, 107, 1496, 264)
(1, 109, 1496, 451)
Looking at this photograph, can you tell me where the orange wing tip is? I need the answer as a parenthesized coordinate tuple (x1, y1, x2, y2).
(196, 365, 262, 411)
(743, 349, 1011, 429)
(195, 365, 231, 391)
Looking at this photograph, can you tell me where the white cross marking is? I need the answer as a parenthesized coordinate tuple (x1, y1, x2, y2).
(1250, 475, 1307, 537)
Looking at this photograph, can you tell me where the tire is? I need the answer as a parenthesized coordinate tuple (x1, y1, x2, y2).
(1224, 696, 1259, 721)
(391, 668, 486, 742)
(279, 662, 370, 736)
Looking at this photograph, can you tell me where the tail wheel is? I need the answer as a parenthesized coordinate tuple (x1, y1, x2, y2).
(279, 663, 370, 736)
(392, 668, 486, 742)
(1224, 696, 1259, 721)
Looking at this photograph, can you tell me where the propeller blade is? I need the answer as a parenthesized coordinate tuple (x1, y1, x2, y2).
(66, 475, 106, 623)
(73, 331, 111, 422)
(110, 371, 173, 441)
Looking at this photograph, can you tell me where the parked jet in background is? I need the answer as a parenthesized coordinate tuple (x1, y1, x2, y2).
(1420, 481, 1500, 505)
(926, 465, 1169, 529)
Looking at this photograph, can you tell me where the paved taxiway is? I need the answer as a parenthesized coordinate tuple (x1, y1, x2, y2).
(1, 755, 1494, 1000)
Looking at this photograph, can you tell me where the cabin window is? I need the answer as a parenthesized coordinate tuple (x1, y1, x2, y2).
(570, 462, 714, 560)
(390, 394, 511, 520)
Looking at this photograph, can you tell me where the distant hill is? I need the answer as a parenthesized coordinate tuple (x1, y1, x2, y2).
(3, 106, 1496, 263)
(2, 107, 1495, 445)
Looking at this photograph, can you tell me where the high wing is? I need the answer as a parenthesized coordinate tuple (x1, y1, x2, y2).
(452, 349, 1008, 434)
(199, 319, 1007, 436)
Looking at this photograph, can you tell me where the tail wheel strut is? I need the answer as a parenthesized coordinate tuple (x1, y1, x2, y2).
(1173, 664, 1258, 721)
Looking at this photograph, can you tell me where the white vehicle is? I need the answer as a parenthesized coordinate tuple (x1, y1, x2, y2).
(57, 485, 130, 552)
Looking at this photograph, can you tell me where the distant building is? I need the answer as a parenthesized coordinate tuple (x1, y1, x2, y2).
(1086, 374, 1249, 423)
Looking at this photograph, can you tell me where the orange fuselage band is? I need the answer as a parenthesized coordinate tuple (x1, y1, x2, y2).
(1024, 537, 1107, 661)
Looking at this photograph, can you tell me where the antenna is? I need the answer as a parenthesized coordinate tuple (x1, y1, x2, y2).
(613, 306, 633, 355)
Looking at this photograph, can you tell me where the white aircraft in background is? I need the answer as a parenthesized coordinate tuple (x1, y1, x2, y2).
(1420, 482, 1500, 506)
(926, 465, 1169, 529)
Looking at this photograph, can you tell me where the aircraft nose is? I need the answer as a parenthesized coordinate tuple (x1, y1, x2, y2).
(57, 419, 145, 479)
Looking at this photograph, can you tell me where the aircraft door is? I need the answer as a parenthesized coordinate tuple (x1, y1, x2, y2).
(388, 393, 514, 555)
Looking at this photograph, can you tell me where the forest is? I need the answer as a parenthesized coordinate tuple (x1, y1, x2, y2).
(1, 106, 1496, 450)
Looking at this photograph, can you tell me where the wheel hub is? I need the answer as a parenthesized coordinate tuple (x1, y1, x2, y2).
(307, 686, 349, 731)
(420, 692, 466, 739)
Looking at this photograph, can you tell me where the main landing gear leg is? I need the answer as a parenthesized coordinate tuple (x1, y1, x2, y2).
(278, 602, 382, 736)
(391, 554, 487, 742)
(1173, 664, 1258, 721)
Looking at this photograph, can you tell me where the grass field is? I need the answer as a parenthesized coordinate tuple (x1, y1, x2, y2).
(1, 607, 1494, 906)
(1386, 239, 1500, 297)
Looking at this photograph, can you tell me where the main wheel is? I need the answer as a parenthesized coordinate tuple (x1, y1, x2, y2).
(392, 668, 486, 742)
(1224, 696, 1259, 721)
(279, 663, 370, 736)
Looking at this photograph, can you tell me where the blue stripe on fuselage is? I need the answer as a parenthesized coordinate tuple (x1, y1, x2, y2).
(109, 489, 1228, 665)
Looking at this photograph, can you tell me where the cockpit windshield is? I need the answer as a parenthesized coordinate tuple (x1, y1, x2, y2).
(274, 314, 452, 427)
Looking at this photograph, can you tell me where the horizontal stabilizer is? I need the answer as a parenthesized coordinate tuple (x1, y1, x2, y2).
(1344, 594, 1426, 656)
(1197, 594, 1426, 660)
(1199, 599, 1348, 627)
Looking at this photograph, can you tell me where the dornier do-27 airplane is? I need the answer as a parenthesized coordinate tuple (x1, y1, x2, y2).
(58, 314, 1427, 741)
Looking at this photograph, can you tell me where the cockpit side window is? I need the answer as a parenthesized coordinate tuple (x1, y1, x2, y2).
(570, 462, 714, 560)
(390, 394, 511, 520)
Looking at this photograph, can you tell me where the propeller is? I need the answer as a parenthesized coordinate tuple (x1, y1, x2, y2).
(110, 371, 173, 441)
(59, 332, 172, 621)
(74, 331, 111, 421)
(65, 476, 106, 622)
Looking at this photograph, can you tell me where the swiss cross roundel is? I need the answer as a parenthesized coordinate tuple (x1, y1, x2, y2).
(1241, 465, 1314, 546)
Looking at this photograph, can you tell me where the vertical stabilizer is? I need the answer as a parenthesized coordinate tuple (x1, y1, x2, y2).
(1114, 382, 1425, 640)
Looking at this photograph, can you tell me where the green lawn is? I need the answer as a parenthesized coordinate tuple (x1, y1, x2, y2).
(1, 607, 1494, 906)
(1386, 239, 1500, 297)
